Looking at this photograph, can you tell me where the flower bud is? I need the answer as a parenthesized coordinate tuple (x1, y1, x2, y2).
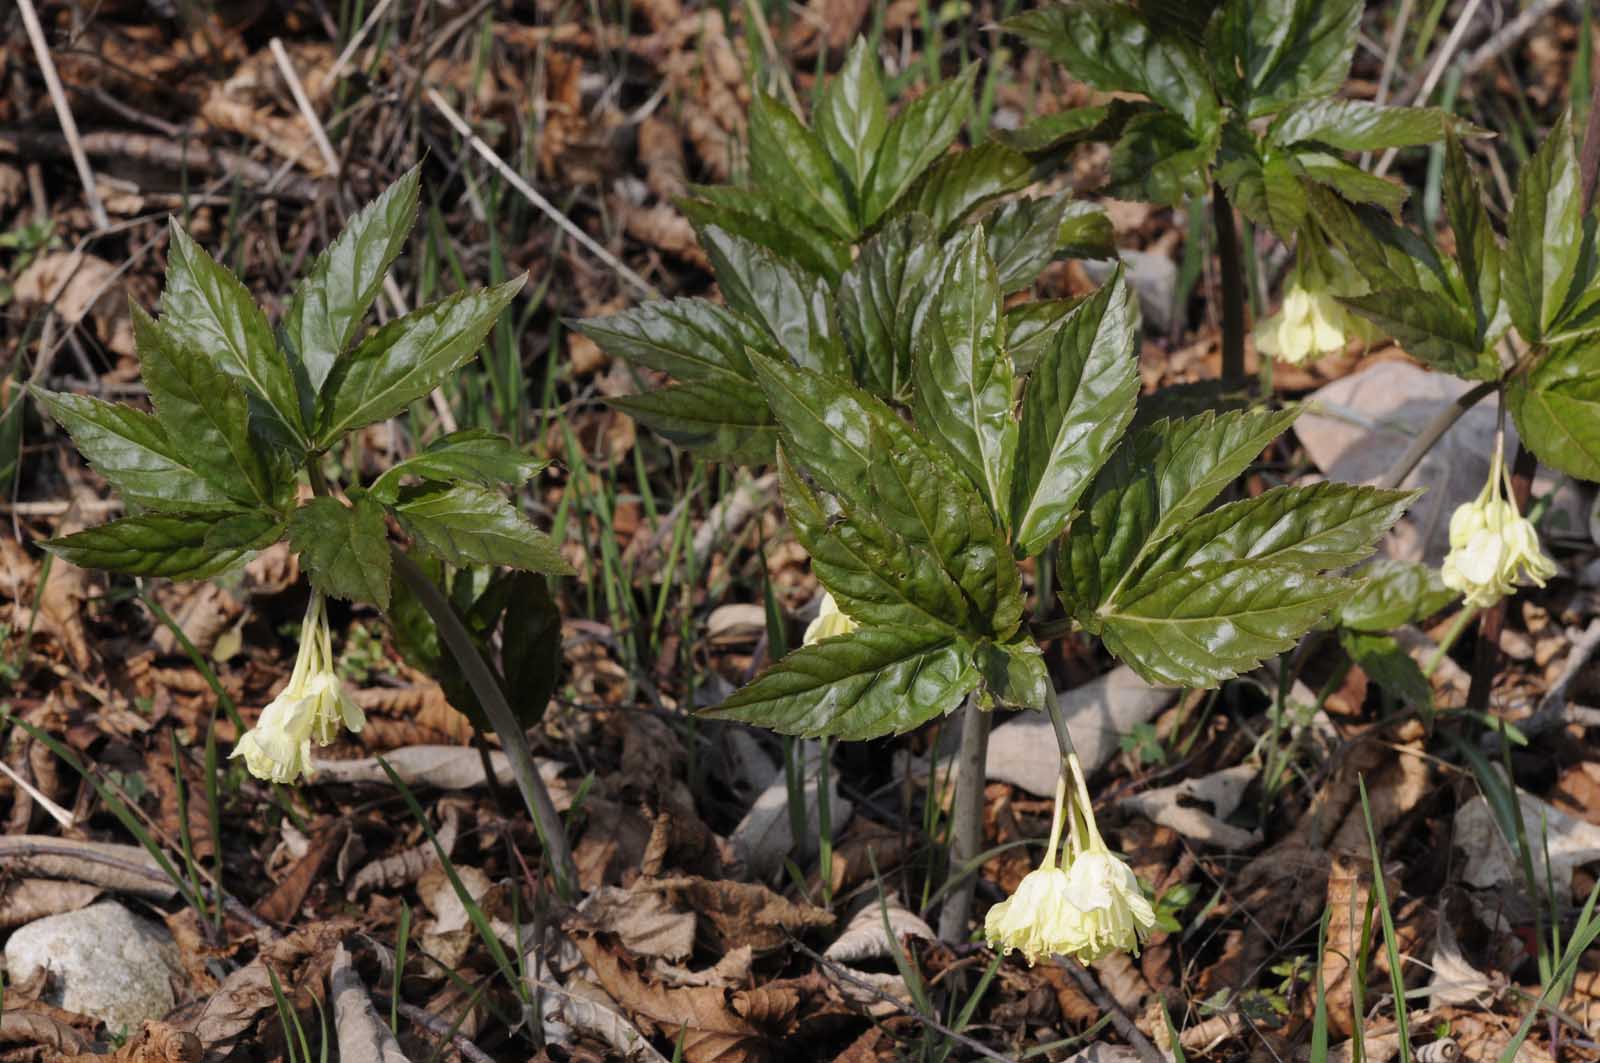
(1441, 442, 1556, 609)
(803, 591, 858, 645)
(1255, 281, 1365, 366)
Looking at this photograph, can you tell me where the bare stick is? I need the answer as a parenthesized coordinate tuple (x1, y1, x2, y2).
(427, 88, 660, 300)
(1462, 0, 1567, 80)
(270, 38, 342, 177)
(16, 0, 109, 229)
(1376, 0, 1485, 176)
(938, 695, 991, 941)
(328, 0, 400, 85)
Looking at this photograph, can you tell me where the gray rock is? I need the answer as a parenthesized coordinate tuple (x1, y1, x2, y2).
(1085, 249, 1177, 334)
(4, 901, 183, 1034)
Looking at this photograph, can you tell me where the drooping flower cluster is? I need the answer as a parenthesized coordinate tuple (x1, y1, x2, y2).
(984, 752, 1155, 965)
(231, 593, 366, 784)
(1441, 437, 1557, 608)
(804, 591, 858, 645)
(1254, 271, 1371, 366)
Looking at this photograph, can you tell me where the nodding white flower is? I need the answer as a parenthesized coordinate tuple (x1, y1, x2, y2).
(1441, 438, 1557, 609)
(1255, 281, 1366, 366)
(231, 593, 365, 784)
(985, 753, 1155, 965)
(803, 591, 858, 645)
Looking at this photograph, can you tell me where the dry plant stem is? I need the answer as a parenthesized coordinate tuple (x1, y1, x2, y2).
(393, 1000, 496, 1063)
(937, 694, 990, 942)
(1374, 380, 1497, 490)
(15, 0, 109, 230)
(1062, 959, 1166, 1063)
(1212, 186, 1248, 390)
(390, 548, 578, 901)
(269, 38, 341, 176)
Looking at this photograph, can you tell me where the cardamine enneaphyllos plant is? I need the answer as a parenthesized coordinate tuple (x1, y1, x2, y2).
(33, 168, 571, 790)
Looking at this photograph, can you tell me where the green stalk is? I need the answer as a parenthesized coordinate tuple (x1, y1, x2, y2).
(1212, 185, 1248, 390)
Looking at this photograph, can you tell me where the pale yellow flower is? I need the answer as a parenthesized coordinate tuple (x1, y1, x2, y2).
(231, 593, 366, 784)
(1441, 438, 1556, 609)
(803, 591, 858, 645)
(985, 753, 1155, 964)
(1255, 282, 1366, 366)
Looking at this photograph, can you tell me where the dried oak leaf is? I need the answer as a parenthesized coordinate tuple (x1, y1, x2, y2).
(648, 876, 832, 954)
(0, 1009, 92, 1054)
(0, 876, 102, 929)
(57, 1021, 200, 1063)
(193, 919, 355, 1047)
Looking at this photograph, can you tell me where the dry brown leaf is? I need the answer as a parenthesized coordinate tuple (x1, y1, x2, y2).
(330, 943, 410, 1063)
(0, 876, 102, 928)
(0, 1008, 93, 1053)
(824, 897, 932, 965)
(149, 583, 242, 658)
(14, 251, 132, 356)
(311, 745, 566, 797)
(649, 876, 833, 954)
(256, 820, 348, 923)
(348, 802, 460, 899)
(582, 884, 696, 961)
(193, 919, 354, 1047)
(56, 1021, 201, 1063)
(536, 976, 671, 1062)
(0, 835, 180, 899)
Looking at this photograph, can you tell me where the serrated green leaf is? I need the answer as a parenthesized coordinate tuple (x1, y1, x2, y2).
(132, 304, 281, 510)
(912, 228, 1016, 517)
(1270, 100, 1468, 151)
(815, 38, 888, 201)
(703, 626, 979, 740)
(985, 194, 1079, 294)
(680, 187, 852, 283)
(607, 382, 777, 465)
(1334, 559, 1457, 631)
(33, 388, 242, 514)
(1296, 153, 1410, 216)
(1101, 560, 1353, 686)
(1443, 133, 1503, 345)
(748, 92, 857, 240)
(203, 510, 285, 552)
(288, 495, 392, 608)
(889, 143, 1033, 236)
(976, 634, 1051, 710)
(1134, 482, 1416, 586)
(1008, 2, 1216, 130)
(1011, 273, 1140, 558)
(1260, 154, 1312, 237)
(1340, 630, 1432, 710)
(160, 221, 304, 445)
(392, 483, 572, 575)
(837, 214, 942, 399)
(861, 66, 978, 224)
(1505, 114, 1583, 342)
(1508, 334, 1600, 481)
(1109, 111, 1220, 206)
(1060, 406, 1300, 619)
(1340, 288, 1488, 377)
(751, 353, 1022, 637)
(997, 100, 1152, 155)
(1208, 0, 1360, 118)
(282, 167, 421, 391)
(316, 277, 524, 446)
(1005, 298, 1083, 373)
(43, 514, 253, 580)
(697, 226, 844, 375)
(1306, 183, 1452, 296)
(370, 429, 549, 504)
(779, 448, 970, 634)
(574, 297, 766, 386)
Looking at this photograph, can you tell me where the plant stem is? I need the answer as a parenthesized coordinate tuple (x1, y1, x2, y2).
(937, 694, 990, 942)
(1375, 379, 1497, 490)
(1212, 185, 1248, 390)
(390, 548, 578, 900)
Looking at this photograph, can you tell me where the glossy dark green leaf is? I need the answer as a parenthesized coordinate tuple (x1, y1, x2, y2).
(1060, 406, 1299, 620)
(160, 221, 304, 445)
(748, 92, 857, 240)
(680, 187, 853, 282)
(1101, 560, 1353, 686)
(860, 65, 978, 224)
(370, 429, 549, 504)
(698, 226, 844, 376)
(203, 510, 286, 552)
(1340, 288, 1489, 377)
(1208, 0, 1360, 118)
(1340, 630, 1432, 710)
(574, 297, 767, 386)
(1005, 298, 1083, 373)
(1334, 559, 1457, 631)
(43, 514, 254, 580)
(282, 166, 421, 391)
(33, 388, 241, 514)
(392, 483, 572, 575)
(1259, 155, 1312, 238)
(976, 634, 1052, 710)
(912, 228, 1017, 516)
(1296, 153, 1409, 216)
(1505, 114, 1583, 342)
(996, 100, 1152, 155)
(889, 143, 1033, 236)
(837, 214, 942, 398)
(288, 495, 392, 608)
(131, 304, 281, 510)
(986, 195, 1086, 294)
(703, 626, 979, 740)
(1508, 334, 1600, 481)
(1133, 482, 1416, 586)
(778, 448, 970, 634)
(607, 383, 777, 465)
(1443, 133, 1503, 345)
(814, 38, 888, 202)
(1010, 273, 1141, 558)
(1270, 100, 1468, 151)
(751, 354, 1022, 638)
(1306, 183, 1451, 296)
(1008, 2, 1216, 130)
(316, 277, 524, 446)
(1109, 112, 1218, 206)
(1143, 0, 1223, 40)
